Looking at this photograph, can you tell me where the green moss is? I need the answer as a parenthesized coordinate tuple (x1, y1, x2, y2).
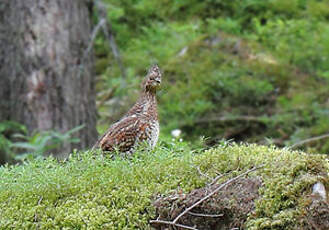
(0, 144, 327, 229)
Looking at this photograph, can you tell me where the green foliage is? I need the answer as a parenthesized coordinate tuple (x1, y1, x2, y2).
(0, 121, 26, 162)
(11, 125, 84, 160)
(252, 18, 329, 74)
(0, 144, 327, 229)
(95, 0, 329, 153)
(0, 121, 86, 162)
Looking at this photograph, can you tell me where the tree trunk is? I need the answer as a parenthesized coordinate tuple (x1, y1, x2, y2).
(0, 0, 97, 158)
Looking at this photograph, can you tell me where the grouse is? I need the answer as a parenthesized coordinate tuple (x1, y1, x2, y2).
(93, 64, 161, 154)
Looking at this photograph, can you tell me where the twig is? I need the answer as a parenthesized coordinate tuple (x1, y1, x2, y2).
(209, 173, 226, 186)
(188, 211, 223, 218)
(95, 0, 127, 80)
(37, 196, 43, 205)
(290, 133, 329, 148)
(34, 196, 43, 222)
(195, 166, 211, 180)
(101, 23, 126, 79)
(149, 219, 198, 230)
(78, 17, 106, 79)
(172, 165, 263, 224)
(83, 18, 106, 61)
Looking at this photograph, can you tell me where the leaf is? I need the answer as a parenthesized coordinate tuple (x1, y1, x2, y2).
(69, 138, 81, 143)
(11, 142, 36, 150)
(0, 121, 27, 134)
(66, 125, 85, 136)
(12, 133, 29, 140)
(36, 135, 54, 151)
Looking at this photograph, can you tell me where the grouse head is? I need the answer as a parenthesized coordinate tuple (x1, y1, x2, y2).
(142, 64, 162, 92)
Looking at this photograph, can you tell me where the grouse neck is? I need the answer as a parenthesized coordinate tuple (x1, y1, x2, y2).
(143, 84, 157, 94)
(123, 87, 158, 119)
(139, 88, 158, 118)
(142, 85, 157, 95)
(140, 88, 157, 106)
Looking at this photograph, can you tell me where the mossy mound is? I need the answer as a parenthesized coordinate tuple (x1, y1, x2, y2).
(0, 143, 328, 229)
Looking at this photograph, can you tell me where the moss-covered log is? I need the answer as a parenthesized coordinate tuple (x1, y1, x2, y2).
(0, 144, 328, 229)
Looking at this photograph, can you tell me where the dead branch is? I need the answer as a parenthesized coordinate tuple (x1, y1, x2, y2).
(188, 211, 223, 218)
(95, 0, 127, 80)
(83, 18, 106, 60)
(209, 173, 226, 186)
(78, 17, 106, 79)
(195, 166, 211, 180)
(194, 166, 227, 186)
(149, 219, 198, 230)
(290, 133, 329, 149)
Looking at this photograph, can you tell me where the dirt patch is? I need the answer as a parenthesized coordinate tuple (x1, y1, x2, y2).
(301, 195, 329, 230)
(152, 177, 262, 230)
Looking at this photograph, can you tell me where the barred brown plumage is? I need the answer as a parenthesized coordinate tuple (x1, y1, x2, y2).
(93, 64, 161, 154)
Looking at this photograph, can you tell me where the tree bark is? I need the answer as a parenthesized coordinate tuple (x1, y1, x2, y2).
(0, 0, 97, 158)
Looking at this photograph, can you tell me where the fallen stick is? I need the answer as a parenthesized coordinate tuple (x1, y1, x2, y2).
(209, 173, 226, 186)
(149, 219, 198, 230)
(188, 211, 223, 218)
(290, 133, 329, 148)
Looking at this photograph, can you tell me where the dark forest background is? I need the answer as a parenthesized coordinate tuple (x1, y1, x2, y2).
(0, 0, 328, 163)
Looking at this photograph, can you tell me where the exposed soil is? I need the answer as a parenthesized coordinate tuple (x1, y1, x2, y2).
(152, 177, 262, 230)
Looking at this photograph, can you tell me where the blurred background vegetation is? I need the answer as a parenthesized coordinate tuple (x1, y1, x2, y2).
(1, 0, 329, 163)
(94, 0, 329, 152)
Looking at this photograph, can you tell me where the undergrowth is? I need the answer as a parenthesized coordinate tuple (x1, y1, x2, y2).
(95, 0, 329, 153)
(0, 143, 328, 229)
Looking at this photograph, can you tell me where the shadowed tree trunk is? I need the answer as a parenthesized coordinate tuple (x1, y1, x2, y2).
(0, 0, 97, 158)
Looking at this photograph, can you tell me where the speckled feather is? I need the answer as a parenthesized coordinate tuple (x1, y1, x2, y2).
(93, 65, 161, 153)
